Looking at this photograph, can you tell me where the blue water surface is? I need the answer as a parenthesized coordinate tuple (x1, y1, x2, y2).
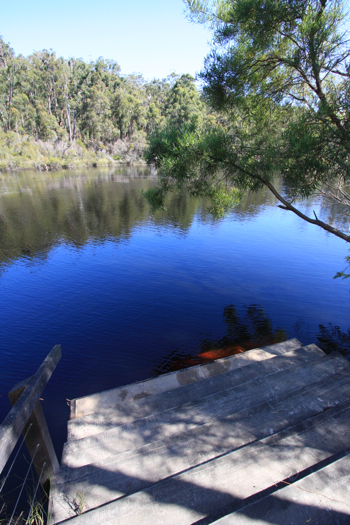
(0, 168, 349, 459)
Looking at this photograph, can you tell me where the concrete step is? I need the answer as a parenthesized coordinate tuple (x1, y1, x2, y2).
(213, 452, 350, 524)
(70, 339, 303, 420)
(48, 368, 350, 523)
(67, 343, 322, 441)
(63, 350, 346, 465)
(50, 401, 350, 524)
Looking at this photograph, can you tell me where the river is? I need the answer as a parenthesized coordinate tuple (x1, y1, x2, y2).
(0, 167, 349, 460)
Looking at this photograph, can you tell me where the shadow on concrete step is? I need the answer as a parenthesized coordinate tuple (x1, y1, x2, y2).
(53, 449, 350, 524)
(51, 405, 350, 524)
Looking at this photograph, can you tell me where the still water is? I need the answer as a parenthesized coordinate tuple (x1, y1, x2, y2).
(0, 167, 349, 459)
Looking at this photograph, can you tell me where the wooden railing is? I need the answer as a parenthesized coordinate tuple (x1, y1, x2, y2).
(0, 345, 61, 490)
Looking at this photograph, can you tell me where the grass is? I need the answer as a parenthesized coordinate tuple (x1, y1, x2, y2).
(0, 497, 46, 525)
(0, 468, 48, 525)
(74, 491, 86, 516)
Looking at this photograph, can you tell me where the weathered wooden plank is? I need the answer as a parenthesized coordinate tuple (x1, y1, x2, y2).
(49, 403, 350, 525)
(0, 345, 61, 475)
(63, 352, 348, 467)
(213, 453, 350, 524)
(49, 373, 350, 520)
(71, 339, 303, 419)
(259, 338, 303, 355)
(57, 370, 350, 480)
(67, 344, 325, 441)
(8, 378, 59, 486)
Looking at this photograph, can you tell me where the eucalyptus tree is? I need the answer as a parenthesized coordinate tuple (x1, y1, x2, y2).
(146, 0, 350, 242)
(0, 35, 212, 162)
(111, 74, 149, 140)
(0, 37, 27, 132)
(164, 74, 206, 128)
(77, 58, 119, 144)
(65, 58, 92, 141)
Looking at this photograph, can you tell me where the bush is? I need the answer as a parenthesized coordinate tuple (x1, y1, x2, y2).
(0, 132, 146, 172)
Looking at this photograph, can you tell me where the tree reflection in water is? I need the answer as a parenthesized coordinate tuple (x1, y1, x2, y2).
(152, 304, 287, 375)
(317, 324, 350, 360)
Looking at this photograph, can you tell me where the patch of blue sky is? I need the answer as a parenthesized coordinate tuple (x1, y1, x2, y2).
(1, 0, 212, 80)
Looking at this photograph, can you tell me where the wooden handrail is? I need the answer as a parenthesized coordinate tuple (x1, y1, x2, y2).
(0, 345, 61, 483)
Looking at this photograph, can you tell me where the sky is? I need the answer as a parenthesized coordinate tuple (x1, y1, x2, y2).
(1, 0, 213, 80)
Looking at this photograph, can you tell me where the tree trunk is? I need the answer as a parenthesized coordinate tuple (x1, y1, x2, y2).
(72, 110, 77, 142)
(51, 72, 57, 117)
(7, 77, 13, 131)
(67, 101, 72, 142)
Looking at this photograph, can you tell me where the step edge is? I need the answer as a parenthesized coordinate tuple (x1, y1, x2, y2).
(67, 345, 327, 441)
(50, 401, 350, 525)
(58, 371, 350, 485)
(210, 449, 350, 524)
(70, 338, 303, 419)
(63, 352, 348, 462)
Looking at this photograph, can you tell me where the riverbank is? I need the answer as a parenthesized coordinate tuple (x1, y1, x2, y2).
(0, 131, 147, 172)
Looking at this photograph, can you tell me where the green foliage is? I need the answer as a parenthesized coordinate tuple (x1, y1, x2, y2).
(334, 255, 350, 279)
(164, 74, 205, 128)
(207, 185, 240, 217)
(146, 0, 350, 239)
(0, 130, 117, 171)
(142, 187, 167, 211)
(184, 0, 350, 199)
(145, 122, 242, 216)
(0, 38, 211, 169)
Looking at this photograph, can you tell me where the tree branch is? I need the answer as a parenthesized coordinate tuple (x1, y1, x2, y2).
(228, 161, 350, 242)
(261, 176, 350, 242)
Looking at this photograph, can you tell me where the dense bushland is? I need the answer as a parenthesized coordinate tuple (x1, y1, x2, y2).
(0, 36, 214, 170)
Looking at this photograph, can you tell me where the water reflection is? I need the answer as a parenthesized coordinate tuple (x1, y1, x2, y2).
(317, 324, 350, 359)
(152, 305, 288, 374)
(0, 168, 204, 267)
(1, 169, 349, 270)
(0, 166, 349, 468)
(153, 308, 350, 375)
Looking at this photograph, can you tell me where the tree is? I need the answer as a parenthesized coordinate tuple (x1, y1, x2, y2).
(146, 0, 350, 242)
(0, 37, 27, 133)
(0, 36, 212, 164)
(164, 74, 205, 128)
(112, 75, 147, 140)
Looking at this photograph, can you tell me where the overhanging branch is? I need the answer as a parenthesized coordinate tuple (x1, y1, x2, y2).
(228, 160, 350, 242)
(260, 177, 350, 242)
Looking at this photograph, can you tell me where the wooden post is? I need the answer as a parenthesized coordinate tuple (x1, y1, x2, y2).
(0, 345, 61, 490)
(8, 378, 59, 488)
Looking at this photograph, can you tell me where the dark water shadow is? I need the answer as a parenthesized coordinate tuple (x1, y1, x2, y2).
(152, 304, 288, 375)
(317, 324, 350, 360)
